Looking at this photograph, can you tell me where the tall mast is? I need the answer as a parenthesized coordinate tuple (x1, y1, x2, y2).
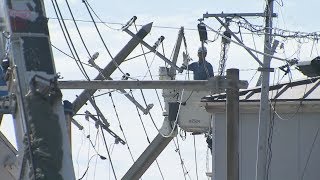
(256, 0, 275, 180)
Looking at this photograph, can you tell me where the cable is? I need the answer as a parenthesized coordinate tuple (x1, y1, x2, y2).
(64, 0, 92, 58)
(139, 89, 160, 131)
(204, 23, 289, 62)
(51, 0, 90, 80)
(78, 153, 106, 180)
(101, 126, 118, 180)
(129, 90, 165, 179)
(130, 90, 151, 143)
(300, 127, 320, 180)
(76, 131, 86, 177)
(82, 0, 113, 59)
(109, 92, 135, 162)
(193, 135, 199, 180)
(51, 43, 93, 67)
(83, 0, 128, 76)
(173, 137, 192, 180)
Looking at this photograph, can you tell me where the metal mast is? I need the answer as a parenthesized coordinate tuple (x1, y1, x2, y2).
(256, 1, 275, 180)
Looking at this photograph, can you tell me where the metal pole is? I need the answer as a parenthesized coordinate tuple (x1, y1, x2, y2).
(72, 23, 152, 113)
(169, 27, 184, 77)
(123, 28, 182, 71)
(203, 12, 277, 18)
(215, 17, 263, 66)
(226, 69, 239, 180)
(58, 79, 249, 91)
(256, 1, 274, 180)
(122, 133, 174, 180)
(4, 0, 75, 179)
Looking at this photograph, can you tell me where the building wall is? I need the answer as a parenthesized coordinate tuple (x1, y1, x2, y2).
(213, 112, 320, 180)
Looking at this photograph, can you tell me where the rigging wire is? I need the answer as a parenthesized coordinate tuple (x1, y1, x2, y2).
(51, 0, 90, 80)
(108, 92, 135, 162)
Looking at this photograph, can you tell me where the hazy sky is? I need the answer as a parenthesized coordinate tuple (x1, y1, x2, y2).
(2, 0, 320, 179)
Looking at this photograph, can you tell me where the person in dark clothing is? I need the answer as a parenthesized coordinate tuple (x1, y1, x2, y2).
(179, 46, 214, 80)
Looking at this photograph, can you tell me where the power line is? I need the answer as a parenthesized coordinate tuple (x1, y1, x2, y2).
(205, 23, 290, 62)
(51, 0, 90, 80)
(101, 126, 118, 180)
(139, 89, 160, 132)
(129, 90, 165, 179)
(82, 0, 131, 77)
(108, 92, 135, 162)
(64, 0, 92, 58)
(173, 137, 192, 180)
(301, 127, 320, 180)
(51, 43, 93, 67)
(82, 0, 114, 60)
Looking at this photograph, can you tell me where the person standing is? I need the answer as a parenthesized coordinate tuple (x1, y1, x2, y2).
(179, 46, 214, 80)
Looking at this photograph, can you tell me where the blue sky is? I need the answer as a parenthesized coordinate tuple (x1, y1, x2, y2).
(2, 0, 320, 179)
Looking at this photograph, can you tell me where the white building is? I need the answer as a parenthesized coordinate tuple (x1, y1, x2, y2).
(203, 77, 320, 180)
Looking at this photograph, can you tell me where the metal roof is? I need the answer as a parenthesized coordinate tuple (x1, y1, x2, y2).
(202, 76, 320, 102)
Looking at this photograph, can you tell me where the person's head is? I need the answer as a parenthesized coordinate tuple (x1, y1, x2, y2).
(197, 46, 207, 61)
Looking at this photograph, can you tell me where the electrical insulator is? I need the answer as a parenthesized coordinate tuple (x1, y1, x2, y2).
(222, 31, 231, 44)
(198, 23, 208, 42)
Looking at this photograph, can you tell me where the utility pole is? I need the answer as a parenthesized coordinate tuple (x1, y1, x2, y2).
(72, 23, 152, 114)
(256, 1, 275, 180)
(226, 69, 239, 180)
(2, 1, 74, 179)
